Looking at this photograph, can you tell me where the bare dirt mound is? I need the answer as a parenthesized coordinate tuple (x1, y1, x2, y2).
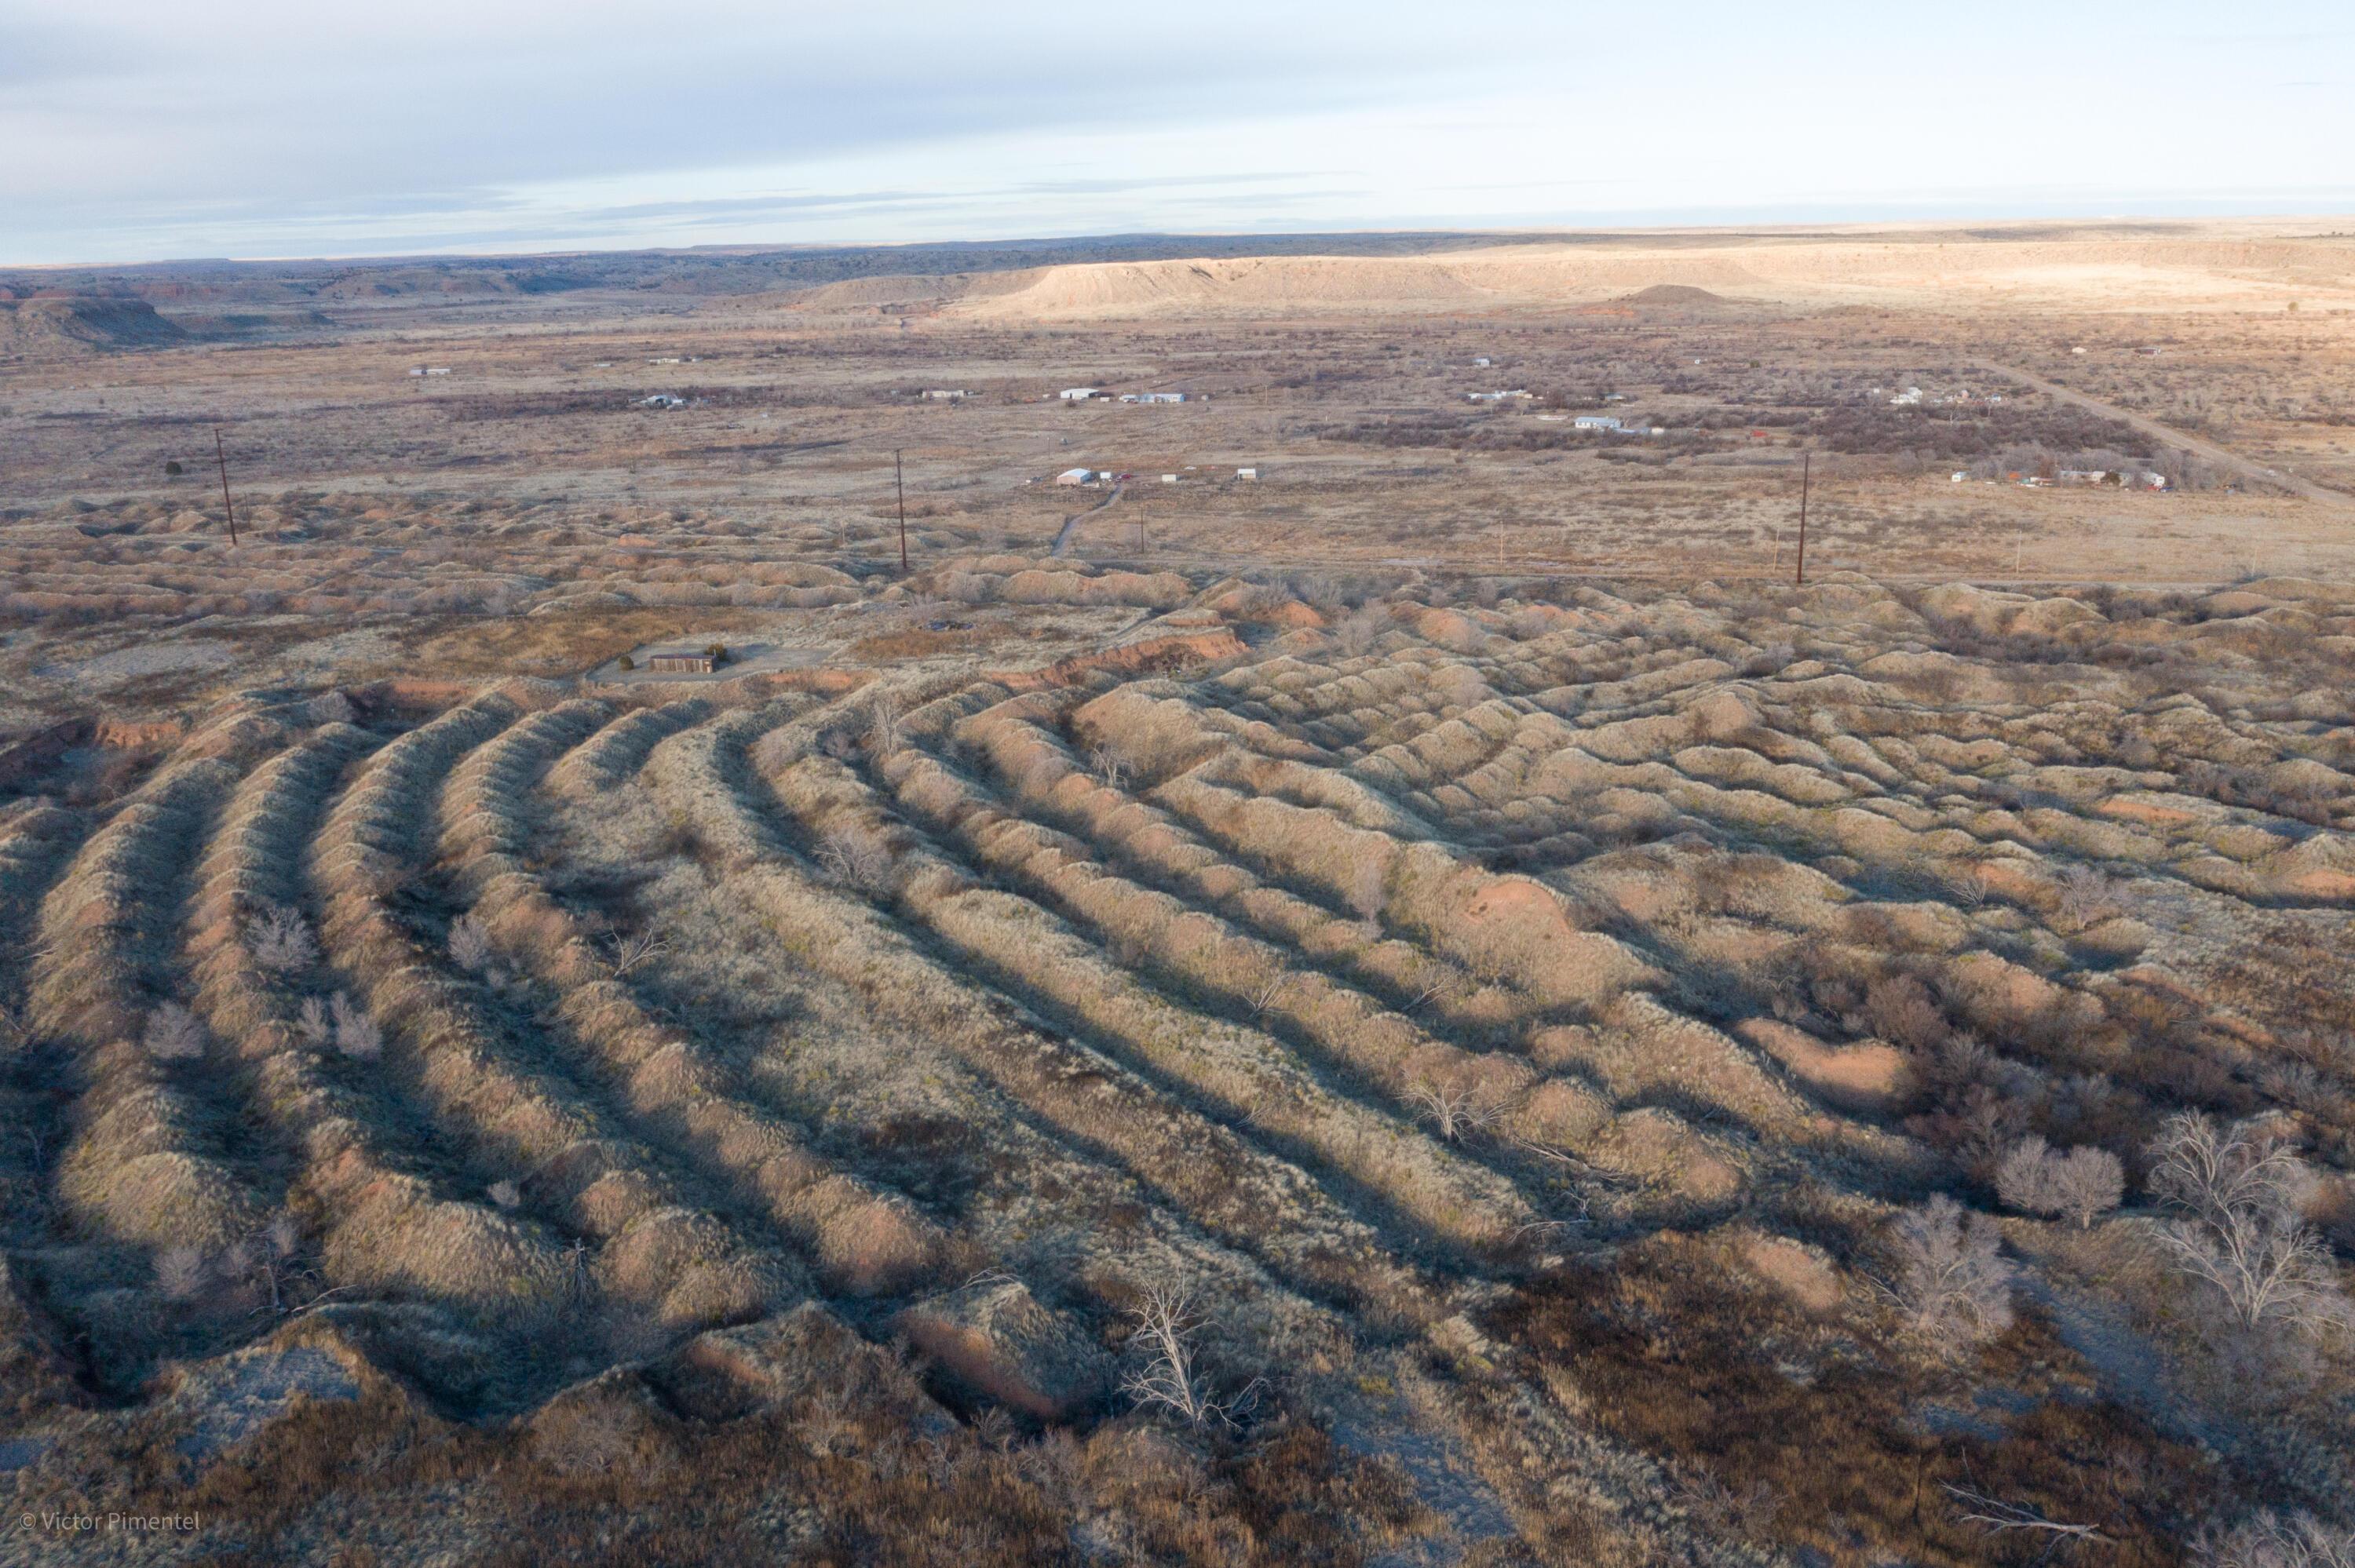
(0, 296, 188, 356)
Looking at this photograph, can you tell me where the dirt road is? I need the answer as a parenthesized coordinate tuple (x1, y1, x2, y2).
(1982, 363, 2351, 509)
(1050, 483, 1123, 556)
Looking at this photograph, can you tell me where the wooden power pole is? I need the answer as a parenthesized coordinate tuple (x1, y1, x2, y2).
(894, 448, 908, 575)
(1793, 450, 1809, 586)
(214, 427, 239, 546)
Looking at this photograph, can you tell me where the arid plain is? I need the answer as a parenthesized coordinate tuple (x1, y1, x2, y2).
(1, 220, 2352, 1566)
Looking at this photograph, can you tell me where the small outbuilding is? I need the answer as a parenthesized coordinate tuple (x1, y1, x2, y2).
(645, 651, 718, 674)
(1055, 468, 1097, 486)
(1057, 388, 1100, 402)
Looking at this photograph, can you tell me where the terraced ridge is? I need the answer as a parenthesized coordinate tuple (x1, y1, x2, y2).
(2, 571, 2350, 1564)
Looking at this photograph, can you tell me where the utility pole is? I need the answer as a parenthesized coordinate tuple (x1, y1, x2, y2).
(214, 427, 238, 546)
(1793, 450, 1809, 587)
(894, 448, 908, 576)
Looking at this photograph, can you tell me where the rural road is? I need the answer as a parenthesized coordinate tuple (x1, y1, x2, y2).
(1050, 483, 1123, 556)
(1981, 362, 2352, 509)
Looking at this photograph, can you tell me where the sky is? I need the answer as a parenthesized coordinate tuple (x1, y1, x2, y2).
(4, 1, 2352, 266)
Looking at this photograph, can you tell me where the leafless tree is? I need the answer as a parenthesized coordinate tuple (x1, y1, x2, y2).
(818, 824, 897, 898)
(1342, 858, 1387, 922)
(1086, 746, 1129, 791)
(330, 992, 381, 1060)
(1121, 1283, 1261, 1430)
(1995, 1136, 2124, 1229)
(1941, 1484, 2109, 1554)
(295, 994, 332, 1048)
(153, 1244, 210, 1302)
(1889, 1194, 2015, 1348)
(1332, 604, 1393, 658)
(867, 698, 906, 760)
(487, 1180, 522, 1209)
(447, 913, 493, 972)
(142, 1002, 206, 1063)
(1408, 1076, 1511, 1143)
(2195, 1511, 2355, 1568)
(607, 928, 670, 979)
(246, 903, 318, 975)
(2057, 865, 2123, 928)
(304, 690, 356, 727)
(1402, 955, 1466, 1013)
(1224, 946, 1294, 1018)
(2146, 1113, 2346, 1337)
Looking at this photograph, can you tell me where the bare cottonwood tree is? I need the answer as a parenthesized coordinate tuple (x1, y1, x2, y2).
(2146, 1113, 2346, 1337)
(330, 992, 381, 1060)
(142, 1003, 206, 1063)
(1225, 946, 1294, 1018)
(246, 904, 318, 975)
(607, 928, 670, 979)
(1122, 1283, 1261, 1429)
(295, 995, 332, 1048)
(1889, 1194, 2015, 1348)
(447, 913, 493, 972)
(1331, 604, 1393, 658)
(1402, 955, 1466, 1013)
(867, 698, 906, 760)
(2056, 865, 2124, 928)
(1086, 746, 1129, 791)
(818, 824, 897, 898)
(1995, 1136, 2125, 1229)
(153, 1244, 210, 1302)
(2196, 1511, 2355, 1568)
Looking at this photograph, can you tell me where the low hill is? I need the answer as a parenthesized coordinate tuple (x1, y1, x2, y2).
(1620, 283, 1729, 306)
(0, 295, 189, 356)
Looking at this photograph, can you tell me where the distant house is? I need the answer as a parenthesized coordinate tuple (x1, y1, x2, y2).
(1466, 389, 1532, 403)
(1160, 473, 1179, 483)
(639, 394, 685, 409)
(408, 366, 452, 377)
(1572, 414, 1623, 431)
(1889, 386, 1923, 406)
(1119, 392, 1186, 403)
(645, 651, 717, 675)
(2057, 469, 2109, 485)
(1473, 356, 1492, 367)
(1235, 467, 1259, 480)
(1055, 468, 1097, 486)
(922, 388, 970, 401)
(1058, 388, 1100, 402)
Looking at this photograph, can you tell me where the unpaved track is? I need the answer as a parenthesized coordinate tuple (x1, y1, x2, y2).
(1050, 483, 1123, 556)
(1982, 361, 2353, 510)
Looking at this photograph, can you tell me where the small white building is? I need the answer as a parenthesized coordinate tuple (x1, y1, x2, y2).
(1055, 467, 1097, 486)
(922, 388, 969, 401)
(407, 366, 452, 377)
(1473, 356, 1492, 367)
(1573, 414, 1623, 431)
(1058, 388, 1100, 402)
(1119, 392, 1186, 404)
(639, 394, 685, 409)
(1466, 389, 1532, 403)
(1235, 467, 1259, 480)
(1160, 474, 1179, 483)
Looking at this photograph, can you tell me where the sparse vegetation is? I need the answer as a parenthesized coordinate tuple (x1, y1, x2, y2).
(2, 228, 2350, 1560)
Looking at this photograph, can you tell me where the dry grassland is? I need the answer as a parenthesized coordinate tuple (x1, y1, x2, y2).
(0, 220, 2350, 1564)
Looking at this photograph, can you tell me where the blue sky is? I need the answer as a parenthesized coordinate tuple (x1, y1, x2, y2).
(4, 1, 2351, 264)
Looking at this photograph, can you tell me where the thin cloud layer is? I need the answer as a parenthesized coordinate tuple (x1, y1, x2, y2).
(3, 0, 2350, 263)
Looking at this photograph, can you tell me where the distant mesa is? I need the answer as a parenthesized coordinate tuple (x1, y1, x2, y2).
(0, 294, 188, 356)
(1619, 283, 1728, 307)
